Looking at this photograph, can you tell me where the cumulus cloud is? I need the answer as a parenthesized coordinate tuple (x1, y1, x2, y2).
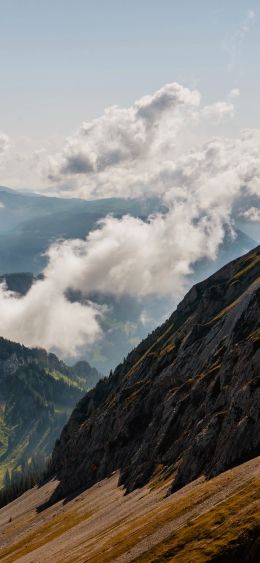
(241, 206, 260, 221)
(48, 83, 201, 193)
(43, 130, 260, 299)
(0, 83, 259, 356)
(228, 88, 240, 99)
(46, 82, 240, 200)
(0, 277, 104, 357)
(201, 101, 234, 122)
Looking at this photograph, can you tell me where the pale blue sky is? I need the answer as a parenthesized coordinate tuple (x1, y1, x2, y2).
(0, 0, 259, 357)
(0, 0, 259, 142)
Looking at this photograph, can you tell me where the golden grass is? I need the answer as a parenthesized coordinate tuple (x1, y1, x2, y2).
(149, 465, 177, 492)
(0, 505, 93, 562)
(0, 461, 259, 563)
(125, 324, 174, 380)
(195, 360, 221, 382)
(159, 342, 176, 357)
(134, 478, 260, 562)
(69, 468, 257, 562)
(247, 327, 260, 343)
(2, 514, 34, 538)
(210, 298, 240, 323)
(232, 253, 260, 281)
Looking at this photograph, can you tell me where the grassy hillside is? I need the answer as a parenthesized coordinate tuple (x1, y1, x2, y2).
(0, 457, 258, 562)
(0, 337, 99, 485)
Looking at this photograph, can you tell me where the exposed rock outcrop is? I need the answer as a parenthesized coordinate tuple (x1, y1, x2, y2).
(51, 246, 260, 501)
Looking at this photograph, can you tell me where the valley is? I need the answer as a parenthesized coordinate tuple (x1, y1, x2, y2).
(1, 6, 260, 560)
(0, 338, 99, 487)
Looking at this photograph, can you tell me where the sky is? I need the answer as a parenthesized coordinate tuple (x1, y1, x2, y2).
(0, 1, 259, 358)
(0, 0, 259, 187)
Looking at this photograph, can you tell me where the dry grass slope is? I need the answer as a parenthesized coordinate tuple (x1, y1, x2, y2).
(0, 457, 259, 562)
(134, 479, 260, 562)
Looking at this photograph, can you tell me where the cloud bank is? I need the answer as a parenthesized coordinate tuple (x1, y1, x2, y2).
(47, 82, 201, 197)
(0, 277, 104, 357)
(47, 82, 238, 200)
(0, 133, 9, 161)
(241, 206, 260, 221)
(0, 83, 259, 356)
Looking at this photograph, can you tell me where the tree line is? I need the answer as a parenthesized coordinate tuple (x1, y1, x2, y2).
(0, 456, 50, 509)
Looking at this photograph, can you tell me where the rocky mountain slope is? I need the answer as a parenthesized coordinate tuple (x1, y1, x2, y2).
(50, 245, 260, 502)
(0, 338, 99, 483)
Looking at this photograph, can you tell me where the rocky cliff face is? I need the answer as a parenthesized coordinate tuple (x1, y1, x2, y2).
(51, 247, 260, 501)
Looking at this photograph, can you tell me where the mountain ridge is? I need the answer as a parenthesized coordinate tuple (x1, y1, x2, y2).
(0, 183, 257, 374)
(0, 337, 99, 484)
(50, 245, 260, 502)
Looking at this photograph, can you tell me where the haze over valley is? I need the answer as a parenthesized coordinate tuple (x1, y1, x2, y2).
(0, 2, 259, 561)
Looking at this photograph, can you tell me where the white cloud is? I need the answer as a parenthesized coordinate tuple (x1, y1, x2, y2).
(0, 278, 104, 357)
(201, 101, 234, 122)
(0, 84, 258, 356)
(47, 83, 200, 193)
(0, 133, 10, 161)
(42, 130, 259, 301)
(228, 88, 240, 99)
(46, 82, 240, 200)
(241, 206, 260, 221)
(223, 10, 256, 71)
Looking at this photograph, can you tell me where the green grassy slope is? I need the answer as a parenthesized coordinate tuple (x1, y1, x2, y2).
(0, 337, 99, 486)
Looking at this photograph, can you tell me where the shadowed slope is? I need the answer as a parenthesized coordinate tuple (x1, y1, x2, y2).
(50, 246, 260, 502)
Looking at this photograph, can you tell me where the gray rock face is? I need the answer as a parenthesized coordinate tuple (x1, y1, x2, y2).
(51, 246, 260, 501)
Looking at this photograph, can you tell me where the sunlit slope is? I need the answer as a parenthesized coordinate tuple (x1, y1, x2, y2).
(0, 338, 99, 484)
(0, 457, 259, 562)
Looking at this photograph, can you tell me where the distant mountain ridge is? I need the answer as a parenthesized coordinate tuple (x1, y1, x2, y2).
(0, 186, 161, 273)
(50, 245, 260, 502)
(0, 337, 99, 484)
(0, 226, 257, 374)
(0, 186, 258, 374)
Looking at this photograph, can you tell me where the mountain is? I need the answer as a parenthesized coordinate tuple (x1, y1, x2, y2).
(0, 186, 257, 278)
(0, 186, 161, 274)
(50, 245, 260, 503)
(0, 247, 259, 562)
(0, 338, 99, 484)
